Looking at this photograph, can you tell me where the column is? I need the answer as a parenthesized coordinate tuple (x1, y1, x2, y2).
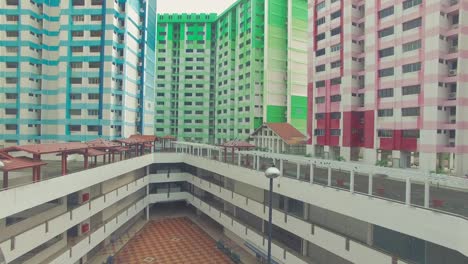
(256, 155, 260, 170)
(296, 163, 300, 179)
(350, 170, 355, 193)
(368, 173, 373, 195)
(327, 166, 332, 186)
(405, 178, 411, 205)
(309, 164, 314, 184)
(424, 180, 430, 208)
(146, 185, 150, 220)
(238, 153, 241, 166)
(280, 159, 284, 175)
(276, 139, 280, 153)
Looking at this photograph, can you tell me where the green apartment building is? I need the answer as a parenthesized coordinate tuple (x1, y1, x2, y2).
(155, 0, 308, 144)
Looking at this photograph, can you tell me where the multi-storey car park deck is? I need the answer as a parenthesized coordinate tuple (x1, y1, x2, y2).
(1, 139, 468, 264)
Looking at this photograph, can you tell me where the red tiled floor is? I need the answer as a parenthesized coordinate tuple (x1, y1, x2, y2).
(115, 217, 232, 264)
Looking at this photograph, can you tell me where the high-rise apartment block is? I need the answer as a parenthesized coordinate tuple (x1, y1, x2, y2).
(307, 0, 467, 176)
(155, 0, 308, 144)
(0, 0, 156, 146)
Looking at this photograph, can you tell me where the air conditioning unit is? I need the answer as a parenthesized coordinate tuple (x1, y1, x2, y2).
(448, 69, 457, 76)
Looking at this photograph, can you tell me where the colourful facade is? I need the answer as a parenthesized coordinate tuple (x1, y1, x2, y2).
(155, 14, 217, 143)
(155, 0, 308, 144)
(0, 0, 155, 146)
(307, 0, 467, 176)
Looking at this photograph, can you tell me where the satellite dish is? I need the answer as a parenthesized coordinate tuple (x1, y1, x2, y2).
(0, 247, 6, 264)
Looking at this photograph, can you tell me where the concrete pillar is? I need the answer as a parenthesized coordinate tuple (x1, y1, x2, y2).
(280, 159, 284, 175)
(405, 178, 411, 205)
(276, 139, 280, 153)
(350, 170, 355, 193)
(368, 173, 373, 195)
(327, 166, 332, 186)
(424, 180, 430, 208)
(302, 240, 308, 256)
(238, 153, 241, 166)
(146, 185, 150, 221)
(303, 203, 309, 221)
(366, 224, 374, 246)
(256, 155, 260, 170)
(296, 163, 300, 179)
(309, 164, 314, 184)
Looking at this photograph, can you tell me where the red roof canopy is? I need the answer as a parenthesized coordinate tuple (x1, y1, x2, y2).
(0, 157, 47, 172)
(161, 135, 176, 140)
(86, 139, 121, 149)
(263, 123, 306, 145)
(13, 142, 89, 155)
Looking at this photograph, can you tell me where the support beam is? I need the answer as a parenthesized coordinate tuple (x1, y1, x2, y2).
(309, 164, 314, 184)
(424, 180, 430, 208)
(61, 152, 67, 176)
(296, 163, 300, 179)
(405, 178, 411, 205)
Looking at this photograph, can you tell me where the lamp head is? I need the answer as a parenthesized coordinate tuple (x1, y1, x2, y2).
(265, 166, 280, 179)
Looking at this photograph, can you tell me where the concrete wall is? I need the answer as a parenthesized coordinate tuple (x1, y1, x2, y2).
(234, 181, 264, 203)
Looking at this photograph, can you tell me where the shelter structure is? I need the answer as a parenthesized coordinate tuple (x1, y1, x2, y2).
(220, 140, 256, 163)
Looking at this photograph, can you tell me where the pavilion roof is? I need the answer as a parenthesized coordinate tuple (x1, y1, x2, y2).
(13, 142, 89, 155)
(0, 157, 47, 172)
(86, 139, 121, 149)
(161, 135, 176, 140)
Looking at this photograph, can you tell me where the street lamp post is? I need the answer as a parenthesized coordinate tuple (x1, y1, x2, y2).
(265, 166, 280, 264)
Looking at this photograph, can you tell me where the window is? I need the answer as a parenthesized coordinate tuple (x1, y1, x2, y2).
(6, 62, 18, 68)
(91, 15, 102, 21)
(88, 93, 99, 100)
(330, 95, 341, 102)
(378, 130, 393, 137)
(331, 112, 341, 119)
(331, 11, 341, 20)
(91, 0, 102, 5)
(316, 17, 325, 26)
(70, 109, 81, 115)
(72, 0, 84, 6)
(378, 88, 394, 98)
(88, 77, 100, 84)
(316, 33, 325, 41)
(316, 80, 325, 88)
(330, 129, 341, 136)
(72, 31, 83, 37)
(330, 44, 341, 52)
(378, 109, 393, 117)
(378, 27, 394, 38)
(6, 77, 17, 84)
(331, 60, 341, 68)
(331, 77, 341, 85)
(6, 93, 17, 99)
(316, 48, 325, 57)
(69, 78, 82, 84)
(402, 62, 421, 73)
(315, 113, 325, 119)
(87, 125, 99, 132)
(379, 67, 394, 77)
(403, 18, 422, 31)
(89, 62, 100, 68)
(6, 15, 19, 22)
(90, 30, 101, 37)
(70, 93, 82, 100)
(331, 27, 341, 36)
(379, 6, 394, 19)
(403, 0, 422, 10)
(315, 97, 325, 104)
(5, 124, 17, 130)
(402, 130, 420, 138)
(402, 107, 420, 116)
(6, 0, 18, 5)
(402, 85, 421, 95)
(5, 109, 17, 115)
(314, 129, 325, 136)
(316, 1, 325, 11)
(71, 46, 83, 52)
(316, 65, 325, 72)
(6, 31, 19, 37)
(6, 47, 18, 53)
(88, 110, 98, 116)
(402, 40, 421, 52)
(379, 47, 394, 58)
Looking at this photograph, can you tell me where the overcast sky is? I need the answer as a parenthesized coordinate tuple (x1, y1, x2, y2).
(157, 0, 237, 14)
